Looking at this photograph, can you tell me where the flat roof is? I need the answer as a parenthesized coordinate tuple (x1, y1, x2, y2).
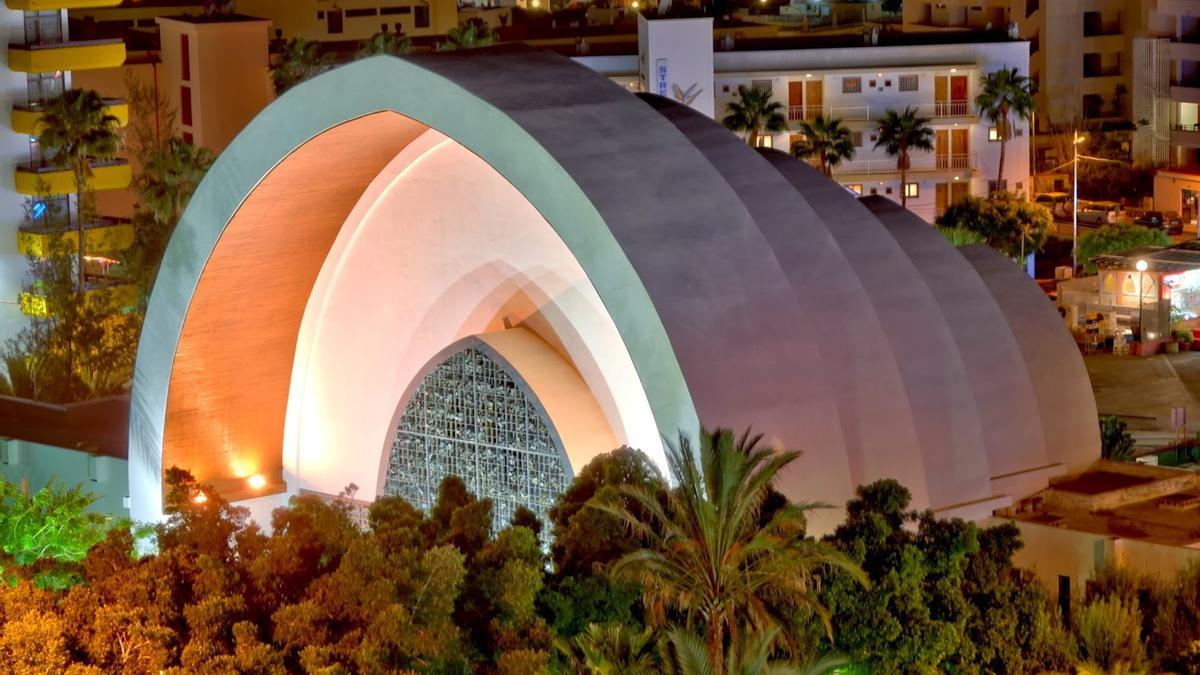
(1052, 470, 1155, 495)
(1093, 240, 1200, 275)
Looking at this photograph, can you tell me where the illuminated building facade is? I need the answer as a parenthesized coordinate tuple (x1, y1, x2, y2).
(128, 50, 1100, 533)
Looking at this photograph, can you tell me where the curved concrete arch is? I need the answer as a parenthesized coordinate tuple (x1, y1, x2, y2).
(288, 132, 666, 502)
(129, 48, 1099, 530)
(958, 244, 1100, 477)
(860, 196, 1053, 499)
(759, 151, 991, 512)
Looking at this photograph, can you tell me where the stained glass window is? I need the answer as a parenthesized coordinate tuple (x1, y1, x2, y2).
(384, 347, 569, 546)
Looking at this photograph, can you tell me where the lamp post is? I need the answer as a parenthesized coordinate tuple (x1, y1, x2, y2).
(1072, 131, 1087, 273)
(1136, 259, 1149, 341)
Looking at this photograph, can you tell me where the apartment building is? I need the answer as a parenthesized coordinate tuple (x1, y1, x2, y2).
(582, 18, 1031, 223)
(0, 1, 130, 343)
(235, 0, 458, 41)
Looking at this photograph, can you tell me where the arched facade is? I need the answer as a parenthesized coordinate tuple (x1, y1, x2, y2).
(129, 50, 1099, 532)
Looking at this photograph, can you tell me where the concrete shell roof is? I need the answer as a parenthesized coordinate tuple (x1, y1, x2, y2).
(130, 47, 1098, 528)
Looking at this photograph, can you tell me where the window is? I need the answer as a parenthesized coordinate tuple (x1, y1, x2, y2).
(386, 347, 569, 549)
(988, 126, 1001, 141)
(845, 184, 863, 195)
(751, 79, 772, 94)
(381, 6, 411, 14)
(988, 179, 1008, 193)
(754, 135, 773, 149)
(327, 8, 343, 33)
(182, 131, 193, 145)
(346, 8, 377, 18)
(842, 76, 862, 94)
(885, 187, 893, 195)
(869, 187, 878, 195)
(414, 5, 430, 28)
(1015, 128, 1024, 137)
(1058, 576, 1071, 626)
(905, 182, 920, 198)
(180, 86, 192, 127)
(899, 74, 918, 91)
(180, 34, 190, 82)
(850, 131, 863, 147)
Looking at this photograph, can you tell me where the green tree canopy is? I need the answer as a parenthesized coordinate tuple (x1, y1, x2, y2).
(358, 30, 413, 58)
(722, 86, 788, 148)
(271, 38, 331, 95)
(873, 107, 934, 208)
(1077, 223, 1170, 274)
(790, 115, 855, 177)
(935, 193, 1051, 259)
(975, 67, 1035, 191)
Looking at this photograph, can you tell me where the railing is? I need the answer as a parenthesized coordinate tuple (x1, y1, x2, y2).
(916, 100, 973, 118)
(828, 105, 871, 121)
(1083, 18, 1122, 37)
(833, 152, 976, 176)
(1174, 123, 1200, 133)
(787, 105, 821, 122)
(1084, 65, 1122, 78)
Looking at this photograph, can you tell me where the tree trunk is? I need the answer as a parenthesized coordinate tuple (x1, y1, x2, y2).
(74, 165, 86, 295)
(749, 128, 758, 148)
(996, 112, 1007, 192)
(899, 144, 908, 208)
(707, 619, 725, 675)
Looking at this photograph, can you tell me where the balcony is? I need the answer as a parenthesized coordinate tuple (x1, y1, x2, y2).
(15, 159, 131, 195)
(1173, 123, 1200, 148)
(11, 98, 127, 136)
(6, 0, 121, 8)
(832, 152, 977, 179)
(787, 105, 821, 122)
(20, 278, 137, 318)
(17, 218, 133, 258)
(1083, 64, 1122, 79)
(8, 39, 125, 74)
(914, 101, 976, 120)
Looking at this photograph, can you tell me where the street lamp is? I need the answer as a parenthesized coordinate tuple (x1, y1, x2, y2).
(1072, 131, 1087, 273)
(1136, 259, 1149, 341)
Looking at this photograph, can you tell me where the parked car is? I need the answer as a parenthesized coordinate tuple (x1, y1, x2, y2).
(1035, 192, 1071, 219)
(1135, 210, 1183, 234)
(1077, 208, 1110, 227)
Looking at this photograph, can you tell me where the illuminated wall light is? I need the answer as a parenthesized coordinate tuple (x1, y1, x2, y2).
(247, 474, 267, 490)
(950, 68, 958, 73)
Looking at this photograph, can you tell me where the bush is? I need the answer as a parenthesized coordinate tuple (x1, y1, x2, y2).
(1099, 416, 1136, 462)
(936, 193, 1051, 259)
(1077, 223, 1170, 274)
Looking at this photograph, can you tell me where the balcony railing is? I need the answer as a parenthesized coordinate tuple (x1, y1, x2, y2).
(787, 105, 821, 121)
(1175, 123, 1200, 133)
(1083, 20, 1122, 37)
(833, 152, 976, 176)
(925, 100, 973, 117)
(1084, 65, 1122, 78)
(790, 101, 974, 124)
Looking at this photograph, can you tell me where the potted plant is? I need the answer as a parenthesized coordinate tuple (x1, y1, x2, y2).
(1174, 328, 1194, 354)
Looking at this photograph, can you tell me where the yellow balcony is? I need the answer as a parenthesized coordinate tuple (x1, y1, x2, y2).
(17, 219, 134, 258)
(12, 97, 127, 135)
(8, 39, 125, 74)
(15, 159, 131, 195)
(6, 0, 121, 8)
(12, 98, 128, 136)
(20, 281, 137, 318)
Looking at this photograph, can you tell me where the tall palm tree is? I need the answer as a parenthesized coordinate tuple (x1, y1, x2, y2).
(975, 66, 1035, 192)
(790, 115, 856, 177)
(874, 106, 935, 209)
(270, 38, 330, 95)
(722, 86, 788, 148)
(598, 428, 863, 675)
(357, 30, 413, 58)
(38, 89, 120, 293)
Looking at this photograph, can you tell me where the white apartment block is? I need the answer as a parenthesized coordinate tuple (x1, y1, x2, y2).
(580, 18, 1031, 223)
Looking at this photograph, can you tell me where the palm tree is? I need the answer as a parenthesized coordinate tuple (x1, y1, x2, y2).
(663, 627, 848, 675)
(975, 67, 1035, 192)
(271, 38, 331, 95)
(598, 428, 864, 675)
(874, 106, 935, 209)
(555, 623, 660, 674)
(790, 115, 856, 177)
(357, 30, 413, 58)
(438, 19, 497, 51)
(37, 89, 120, 293)
(722, 86, 788, 148)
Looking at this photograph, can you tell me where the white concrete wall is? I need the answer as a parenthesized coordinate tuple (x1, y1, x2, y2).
(638, 15, 715, 118)
(282, 129, 666, 504)
(0, 9, 34, 345)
